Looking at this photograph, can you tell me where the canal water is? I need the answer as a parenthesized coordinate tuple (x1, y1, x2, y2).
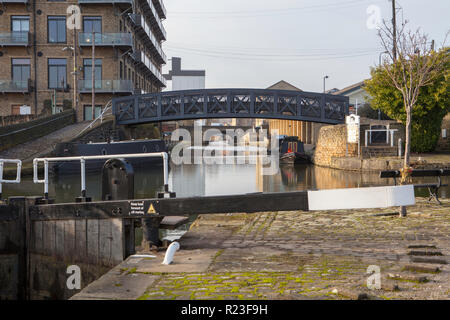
(3, 160, 449, 201)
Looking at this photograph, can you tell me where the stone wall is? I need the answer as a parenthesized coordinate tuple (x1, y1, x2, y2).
(437, 113, 450, 152)
(312, 124, 358, 167)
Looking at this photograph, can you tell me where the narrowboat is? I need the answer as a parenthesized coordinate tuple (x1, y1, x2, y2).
(278, 136, 310, 165)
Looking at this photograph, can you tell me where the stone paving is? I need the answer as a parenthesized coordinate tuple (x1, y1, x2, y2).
(73, 198, 450, 300)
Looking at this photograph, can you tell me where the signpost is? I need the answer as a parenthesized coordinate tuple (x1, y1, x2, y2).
(346, 114, 361, 157)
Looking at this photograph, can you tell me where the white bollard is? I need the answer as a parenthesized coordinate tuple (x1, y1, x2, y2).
(162, 242, 180, 265)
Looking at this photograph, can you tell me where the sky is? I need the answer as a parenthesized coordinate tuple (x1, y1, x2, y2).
(161, 0, 449, 92)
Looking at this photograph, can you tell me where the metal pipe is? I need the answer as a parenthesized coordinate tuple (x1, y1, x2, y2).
(0, 159, 22, 198)
(33, 152, 169, 197)
(80, 158, 86, 197)
(44, 160, 49, 199)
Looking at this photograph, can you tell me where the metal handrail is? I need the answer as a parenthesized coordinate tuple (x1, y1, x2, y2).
(33, 152, 169, 199)
(0, 159, 22, 199)
(78, 101, 112, 137)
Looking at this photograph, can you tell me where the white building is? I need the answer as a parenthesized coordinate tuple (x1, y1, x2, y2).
(163, 57, 205, 91)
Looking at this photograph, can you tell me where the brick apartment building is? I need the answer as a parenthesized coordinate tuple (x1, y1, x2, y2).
(0, 0, 166, 121)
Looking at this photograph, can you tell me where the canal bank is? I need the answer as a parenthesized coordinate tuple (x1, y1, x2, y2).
(71, 197, 449, 300)
(312, 154, 450, 173)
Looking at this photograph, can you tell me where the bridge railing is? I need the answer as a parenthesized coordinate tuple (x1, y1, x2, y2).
(112, 88, 349, 125)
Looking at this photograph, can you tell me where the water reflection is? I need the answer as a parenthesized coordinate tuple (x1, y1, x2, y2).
(2, 160, 449, 201)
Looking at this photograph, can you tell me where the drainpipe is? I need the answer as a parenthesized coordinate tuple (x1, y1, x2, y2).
(33, 0, 38, 115)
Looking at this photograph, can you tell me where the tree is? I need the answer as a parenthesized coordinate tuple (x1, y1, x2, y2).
(369, 20, 448, 167)
(365, 48, 450, 152)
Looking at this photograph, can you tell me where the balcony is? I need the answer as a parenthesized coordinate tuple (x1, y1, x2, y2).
(78, 80, 134, 94)
(129, 14, 166, 64)
(0, 32, 29, 47)
(152, 0, 167, 19)
(78, 0, 132, 6)
(140, 0, 167, 41)
(78, 33, 133, 48)
(132, 51, 166, 88)
(0, 80, 31, 94)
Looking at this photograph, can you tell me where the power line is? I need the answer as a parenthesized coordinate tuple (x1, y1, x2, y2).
(165, 46, 378, 62)
(169, 0, 384, 18)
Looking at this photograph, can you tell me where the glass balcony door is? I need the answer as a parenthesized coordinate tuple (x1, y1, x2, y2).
(83, 59, 102, 89)
(11, 16, 29, 32)
(12, 58, 30, 89)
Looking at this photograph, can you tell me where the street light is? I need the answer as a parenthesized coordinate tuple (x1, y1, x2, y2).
(323, 75, 329, 93)
(62, 46, 78, 118)
(379, 50, 389, 65)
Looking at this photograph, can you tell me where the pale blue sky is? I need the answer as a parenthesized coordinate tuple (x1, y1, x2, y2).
(162, 0, 449, 92)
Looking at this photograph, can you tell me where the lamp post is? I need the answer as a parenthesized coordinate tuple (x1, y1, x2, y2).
(91, 31, 96, 121)
(323, 75, 329, 93)
(63, 43, 78, 120)
(379, 50, 389, 65)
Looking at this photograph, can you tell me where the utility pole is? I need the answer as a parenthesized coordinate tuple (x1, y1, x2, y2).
(91, 31, 95, 121)
(73, 29, 78, 121)
(392, 0, 397, 61)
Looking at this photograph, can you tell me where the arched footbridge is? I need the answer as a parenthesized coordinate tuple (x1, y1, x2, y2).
(112, 89, 349, 125)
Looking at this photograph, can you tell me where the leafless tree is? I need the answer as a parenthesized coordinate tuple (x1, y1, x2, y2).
(378, 20, 448, 168)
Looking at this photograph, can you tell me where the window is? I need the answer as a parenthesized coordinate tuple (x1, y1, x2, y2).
(48, 58, 67, 89)
(48, 16, 66, 43)
(12, 58, 30, 89)
(443, 129, 448, 139)
(83, 16, 102, 33)
(83, 59, 102, 89)
(83, 105, 102, 121)
(11, 16, 30, 32)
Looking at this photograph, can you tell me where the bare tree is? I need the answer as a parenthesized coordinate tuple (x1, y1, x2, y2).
(377, 20, 448, 217)
(378, 20, 448, 168)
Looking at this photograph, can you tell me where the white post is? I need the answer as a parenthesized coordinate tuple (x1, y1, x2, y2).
(390, 130, 394, 147)
(398, 139, 402, 158)
(44, 160, 49, 198)
(0, 161, 3, 198)
(365, 130, 368, 147)
(80, 158, 86, 197)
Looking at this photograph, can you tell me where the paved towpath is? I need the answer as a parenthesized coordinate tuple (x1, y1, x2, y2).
(72, 198, 449, 300)
(0, 122, 88, 161)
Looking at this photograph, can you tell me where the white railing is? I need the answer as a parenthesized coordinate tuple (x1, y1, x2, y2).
(33, 153, 169, 199)
(78, 101, 112, 137)
(0, 159, 22, 199)
(365, 129, 399, 147)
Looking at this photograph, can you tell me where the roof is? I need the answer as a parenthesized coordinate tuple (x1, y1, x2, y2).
(266, 80, 303, 92)
(333, 80, 367, 96)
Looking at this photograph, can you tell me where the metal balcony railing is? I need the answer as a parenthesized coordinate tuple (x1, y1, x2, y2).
(78, 80, 134, 93)
(132, 51, 166, 87)
(78, 33, 133, 47)
(78, 0, 132, 5)
(1, 0, 29, 2)
(0, 80, 30, 93)
(152, 0, 167, 19)
(0, 32, 29, 46)
(141, 0, 167, 41)
(129, 14, 166, 64)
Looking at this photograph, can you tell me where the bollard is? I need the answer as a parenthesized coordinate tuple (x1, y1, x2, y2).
(141, 216, 164, 251)
(101, 158, 135, 201)
(398, 139, 403, 158)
